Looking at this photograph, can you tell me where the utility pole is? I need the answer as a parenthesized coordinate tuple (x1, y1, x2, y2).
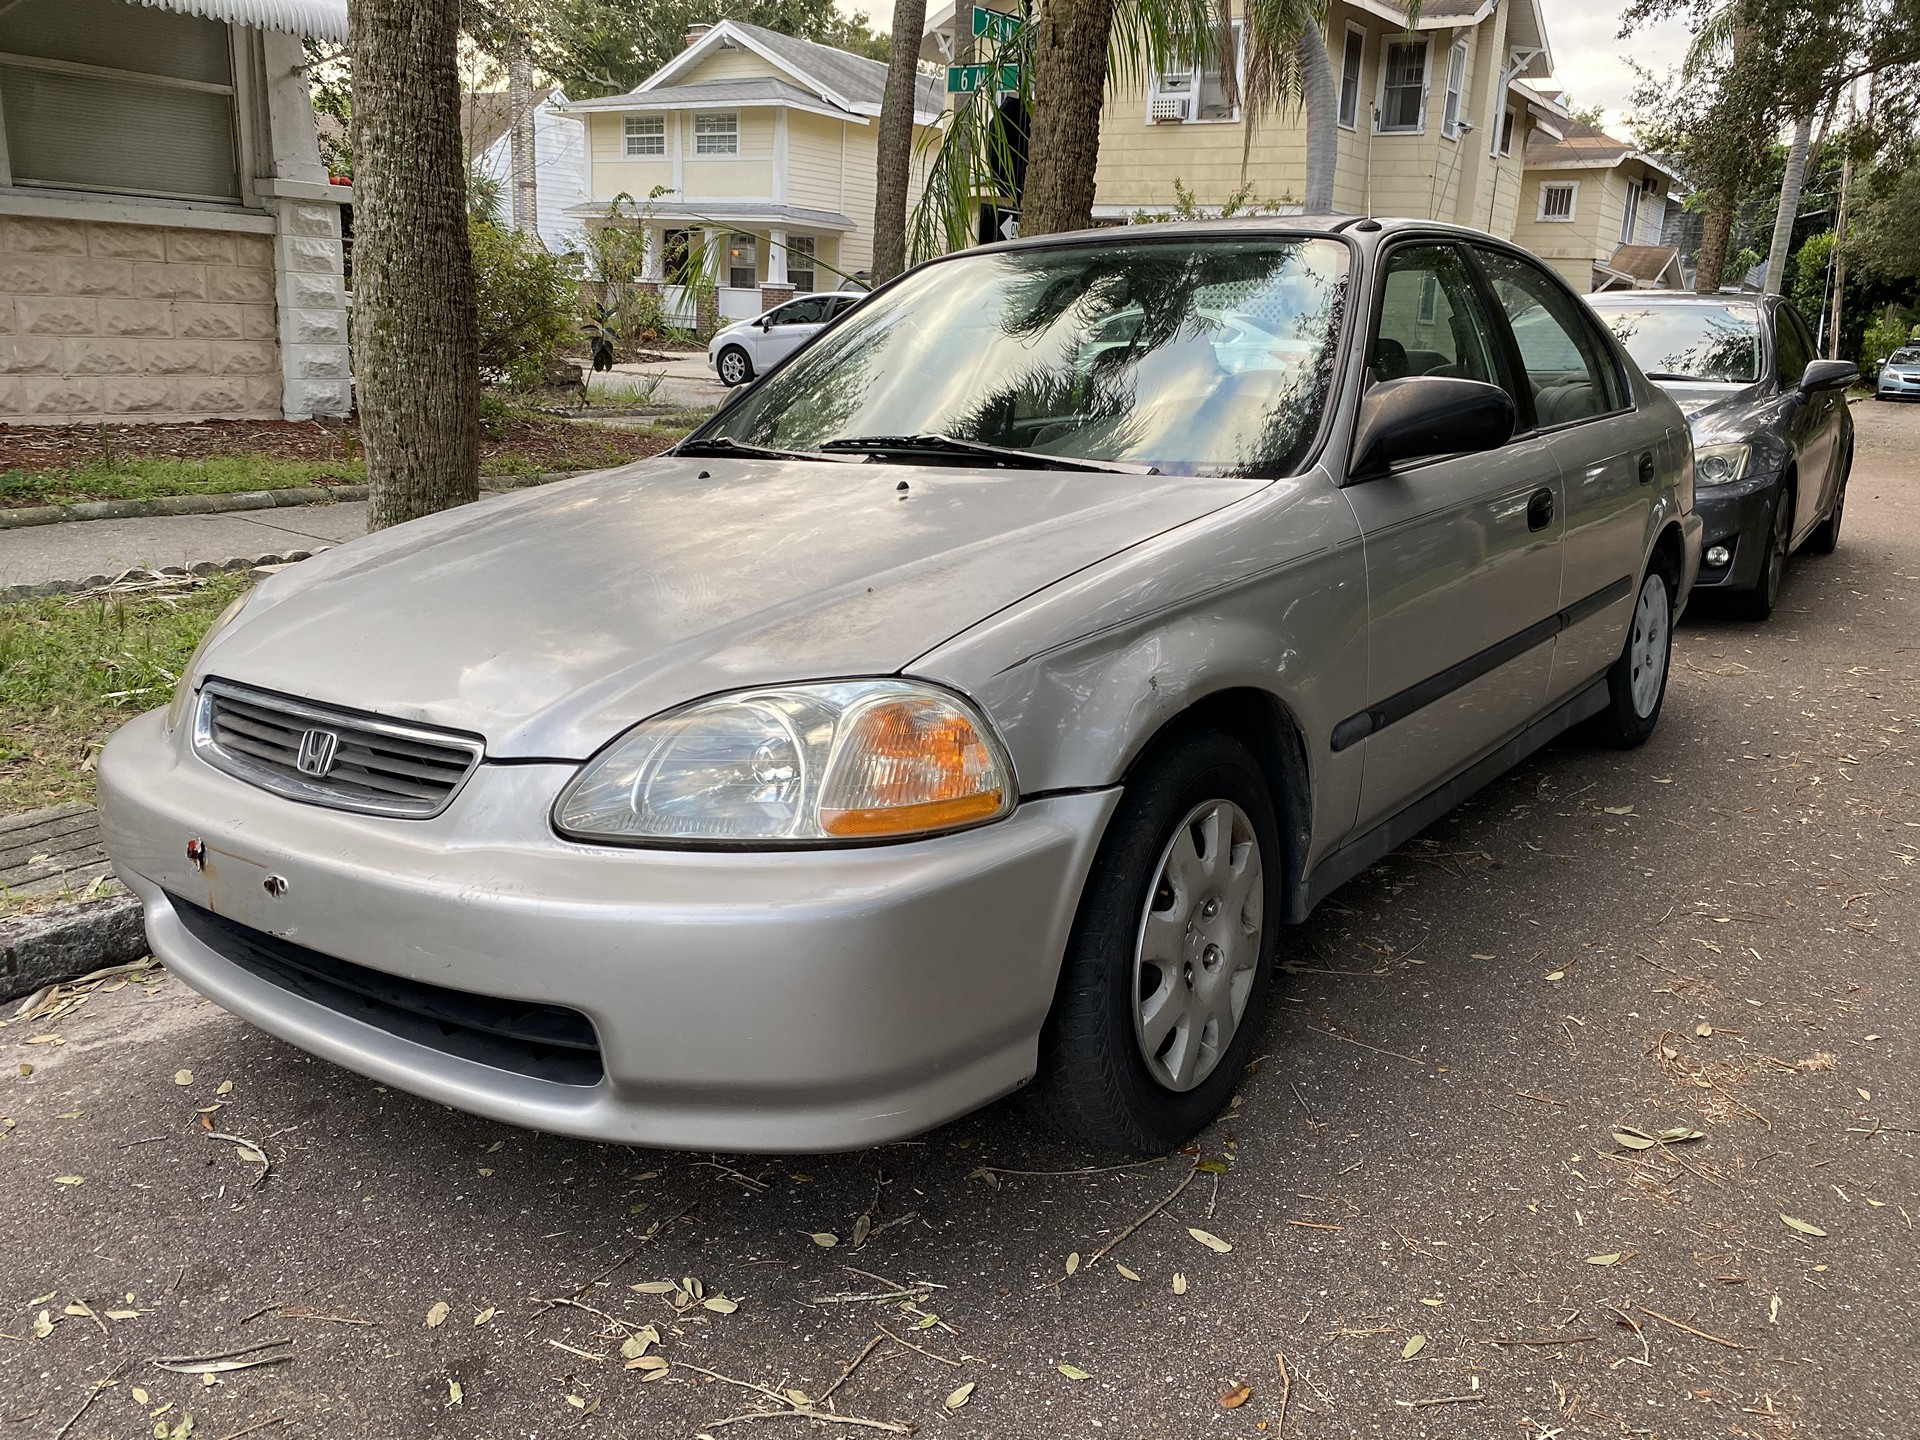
(509, 48, 538, 240)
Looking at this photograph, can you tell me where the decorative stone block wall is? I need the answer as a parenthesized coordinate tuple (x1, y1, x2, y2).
(272, 199, 352, 420)
(0, 215, 284, 425)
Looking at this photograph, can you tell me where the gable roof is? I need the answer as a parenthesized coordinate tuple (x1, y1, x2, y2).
(1525, 115, 1683, 185)
(1609, 244, 1685, 285)
(637, 19, 943, 122)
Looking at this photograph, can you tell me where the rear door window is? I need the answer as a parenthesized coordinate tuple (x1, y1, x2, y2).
(1474, 247, 1627, 428)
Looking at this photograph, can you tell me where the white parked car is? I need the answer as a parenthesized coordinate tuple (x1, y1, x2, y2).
(707, 292, 862, 386)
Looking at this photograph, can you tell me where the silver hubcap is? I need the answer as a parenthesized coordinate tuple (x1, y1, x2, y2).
(722, 353, 744, 383)
(1132, 799, 1264, 1093)
(1628, 572, 1670, 718)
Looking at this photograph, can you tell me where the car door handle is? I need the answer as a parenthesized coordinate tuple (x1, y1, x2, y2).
(1637, 451, 1656, 485)
(1527, 487, 1554, 531)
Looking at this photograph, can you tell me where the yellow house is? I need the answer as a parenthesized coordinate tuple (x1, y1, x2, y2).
(558, 21, 942, 326)
(1511, 96, 1686, 292)
(1069, 0, 1555, 237)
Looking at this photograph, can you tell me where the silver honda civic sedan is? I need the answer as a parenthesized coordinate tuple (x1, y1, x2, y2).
(101, 218, 1702, 1155)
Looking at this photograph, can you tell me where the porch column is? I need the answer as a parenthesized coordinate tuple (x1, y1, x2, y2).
(640, 225, 663, 283)
(760, 226, 795, 312)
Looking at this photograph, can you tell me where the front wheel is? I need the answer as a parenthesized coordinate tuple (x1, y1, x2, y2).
(716, 346, 753, 387)
(1592, 558, 1675, 749)
(1022, 732, 1282, 1155)
(1729, 483, 1793, 621)
(1804, 452, 1849, 556)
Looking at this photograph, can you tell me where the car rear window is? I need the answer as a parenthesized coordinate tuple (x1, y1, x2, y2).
(1588, 301, 1762, 384)
(705, 237, 1352, 478)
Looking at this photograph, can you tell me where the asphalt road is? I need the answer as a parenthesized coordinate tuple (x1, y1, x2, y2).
(4, 400, 1917, 1440)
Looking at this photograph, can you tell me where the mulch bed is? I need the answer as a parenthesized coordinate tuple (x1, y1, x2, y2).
(0, 413, 677, 478)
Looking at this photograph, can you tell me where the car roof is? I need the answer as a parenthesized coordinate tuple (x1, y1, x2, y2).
(964, 214, 1531, 258)
(1585, 289, 1766, 306)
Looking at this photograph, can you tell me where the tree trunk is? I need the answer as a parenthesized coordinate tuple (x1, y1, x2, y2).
(350, 0, 479, 530)
(509, 48, 539, 240)
(1763, 109, 1812, 295)
(1022, 0, 1116, 236)
(1694, 200, 1734, 294)
(1296, 25, 1338, 214)
(872, 0, 930, 283)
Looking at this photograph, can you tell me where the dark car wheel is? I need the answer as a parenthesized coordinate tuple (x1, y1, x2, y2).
(1730, 482, 1794, 621)
(1593, 554, 1676, 749)
(1023, 731, 1282, 1155)
(1804, 450, 1849, 556)
(716, 346, 753, 387)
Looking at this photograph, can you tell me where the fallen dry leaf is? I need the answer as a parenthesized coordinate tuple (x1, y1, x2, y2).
(1402, 1335, 1427, 1360)
(473, 1307, 497, 1326)
(1064, 1252, 1080, 1276)
(50, 1175, 84, 1186)
(447, 1379, 463, 1406)
(1116, 1264, 1142, 1282)
(945, 1381, 975, 1411)
(1057, 1363, 1091, 1381)
(1781, 1215, 1827, 1238)
(1187, 1227, 1233, 1253)
(627, 1355, 670, 1378)
(1220, 1382, 1253, 1409)
(703, 1296, 738, 1314)
(173, 1070, 193, 1086)
(1586, 1253, 1624, 1266)
(1172, 1273, 1189, 1295)
(426, 1301, 450, 1329)
(809, 1232, 839, 1248)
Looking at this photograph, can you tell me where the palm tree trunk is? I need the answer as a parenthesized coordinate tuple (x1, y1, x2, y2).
(1296, 24, 1337, 213)
(350, 0, 479, 528)
(1694, 200, 1734, 294)
(1022, 0, 1117, 236)
(872, 0, 929, 282)
(1763, 109, 1812, 295)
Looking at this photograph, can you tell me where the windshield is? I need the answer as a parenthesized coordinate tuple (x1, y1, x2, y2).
(702, 237, 1351, 477)
(1588, 301, 1762, 384)
(1889, 348, 1920, 366)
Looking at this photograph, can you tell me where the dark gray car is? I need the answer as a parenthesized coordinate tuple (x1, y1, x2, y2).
(1586, 290, 1856, 620)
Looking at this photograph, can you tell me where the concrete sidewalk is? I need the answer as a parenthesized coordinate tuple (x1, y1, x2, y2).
(0, 500, 366, 590)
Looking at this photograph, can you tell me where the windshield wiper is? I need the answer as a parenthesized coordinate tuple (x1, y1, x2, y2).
(818, 433, 1158, 475)
(674, 436, 833, 462)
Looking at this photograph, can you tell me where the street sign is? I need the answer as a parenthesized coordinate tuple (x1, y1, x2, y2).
(971, 6, 1024, 42)
(947, 62, 1021, 93)
(999, 215, 1020, 240)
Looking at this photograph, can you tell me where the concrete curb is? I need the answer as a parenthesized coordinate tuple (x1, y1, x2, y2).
(0, 892, 147, 1003)
(3, 550, 331, 601)
(0, 469, 582, 531)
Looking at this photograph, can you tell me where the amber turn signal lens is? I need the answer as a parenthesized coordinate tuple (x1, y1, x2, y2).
(818, 696, 1009, 837)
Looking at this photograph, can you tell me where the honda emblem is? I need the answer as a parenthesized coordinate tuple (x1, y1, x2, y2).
(295, 727, 339, 777)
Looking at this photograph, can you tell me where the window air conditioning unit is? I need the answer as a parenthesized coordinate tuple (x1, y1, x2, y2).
(1150, 96, 1190, 122)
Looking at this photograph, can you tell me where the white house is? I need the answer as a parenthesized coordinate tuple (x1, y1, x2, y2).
(470, 89, 592, 257)
(0, 0, 352, 426)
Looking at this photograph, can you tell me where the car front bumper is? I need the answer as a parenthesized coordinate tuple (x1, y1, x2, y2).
(99, 709, 1118, 1152)
(1689, 471, 1780, 592)
(1879, 371, 1920, 398)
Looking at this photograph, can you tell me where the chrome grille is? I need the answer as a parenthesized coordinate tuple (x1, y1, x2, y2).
(193, 680, 484, 819)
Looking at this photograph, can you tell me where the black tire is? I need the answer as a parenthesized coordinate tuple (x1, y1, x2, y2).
(1022, 731, 1283, 1155)
(716, 346, 753, 387)
(1804, 450, 1849, 556)
(1729, 482, 1794, 621)
(1592, 553, 1677, 750)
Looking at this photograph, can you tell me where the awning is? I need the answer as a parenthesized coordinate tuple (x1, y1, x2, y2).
(121, 0, 349, 42)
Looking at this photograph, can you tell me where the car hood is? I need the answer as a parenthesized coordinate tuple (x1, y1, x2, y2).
(204, 458, 1265, 759)
(1652, 378, 1763, 420)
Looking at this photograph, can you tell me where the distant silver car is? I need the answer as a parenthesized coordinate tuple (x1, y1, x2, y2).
(101, 219, 1701, 1155)
(1879, 345, 1920, 400)
(707, 291, 860, 386)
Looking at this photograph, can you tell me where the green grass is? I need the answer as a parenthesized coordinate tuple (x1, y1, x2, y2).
(0, 575, 248, 815)
(0, 456, 363, 509)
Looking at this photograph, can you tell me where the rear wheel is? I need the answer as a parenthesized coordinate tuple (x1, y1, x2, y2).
(1023, 732, 1281, 1154)
(1592, 556, 1675, 750)
(1730, 482, 1793, 621)
(716, 346, 753, 387)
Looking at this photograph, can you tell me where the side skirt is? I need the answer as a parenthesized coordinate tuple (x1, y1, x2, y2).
(1287, 676, 1611, 922)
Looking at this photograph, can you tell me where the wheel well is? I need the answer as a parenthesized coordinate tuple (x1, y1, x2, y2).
(1122, 687, 1314, 922)
(1652, 519, 1684, 582)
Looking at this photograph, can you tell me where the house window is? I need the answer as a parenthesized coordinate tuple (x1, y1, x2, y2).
(663, 228, 694, 286)
(1538, 181, 1577, 221)
(0, 0, 240, 203)
(1378, 39, 1427, 133)
(1497, 105, 1516, 156)
(624, 114, 664, 156)
(727, 232, 756, 288)
(787, 235, 816, 291)
(1440, 40, 1467, 138)
(1620, 177, 1642, 244)
(1150, 23, 1243, 123)
(1337, 27, 1365, 129)
(695, 111, 738, 155)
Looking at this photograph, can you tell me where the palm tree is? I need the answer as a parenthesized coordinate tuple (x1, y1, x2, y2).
(1238, 0, 1338, 213)
(872, 0, 931, 281)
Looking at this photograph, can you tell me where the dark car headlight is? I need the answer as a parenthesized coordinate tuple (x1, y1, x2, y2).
(1693, 443, 1751, 487)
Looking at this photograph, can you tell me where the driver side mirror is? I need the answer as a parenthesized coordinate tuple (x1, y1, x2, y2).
(1348, 377, 1517, 482)
(755, 317, 773, 330)
(1798, 358, 1857, 392)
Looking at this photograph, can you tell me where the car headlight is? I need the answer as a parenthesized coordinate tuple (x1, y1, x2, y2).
(166, 591, 253, 732)
(553, 680, 1015, 845)
(1693, 443, 1751, 486)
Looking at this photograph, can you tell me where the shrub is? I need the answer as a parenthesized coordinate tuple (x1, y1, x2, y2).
(470, 218, 577, 389)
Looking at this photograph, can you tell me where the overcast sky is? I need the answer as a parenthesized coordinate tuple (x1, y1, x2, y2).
(845, 0, 1696, 137)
